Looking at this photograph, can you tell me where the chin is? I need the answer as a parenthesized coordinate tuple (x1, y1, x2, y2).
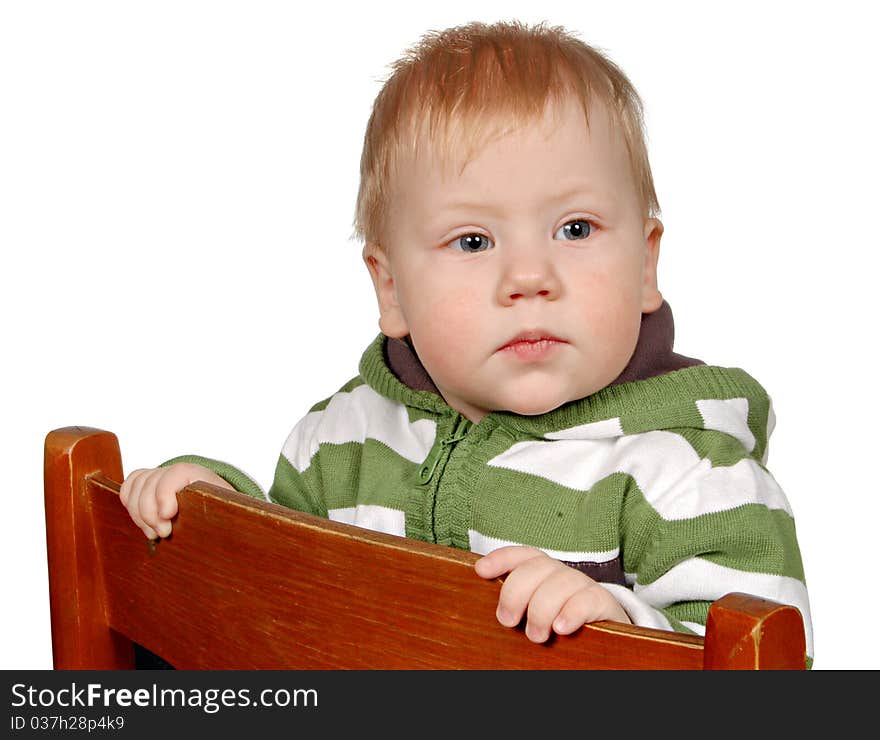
(503, 394, 569, 417)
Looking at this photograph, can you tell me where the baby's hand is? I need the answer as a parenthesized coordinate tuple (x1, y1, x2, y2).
(474, 546, 631, 642)
(119, 463, 234, 540)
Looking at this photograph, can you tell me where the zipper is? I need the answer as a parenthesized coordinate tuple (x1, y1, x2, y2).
(417, 415, 471, 485)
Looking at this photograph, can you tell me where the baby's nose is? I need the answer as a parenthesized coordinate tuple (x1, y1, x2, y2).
(510, 284, 551, 300)
(498, 266, 561, 304)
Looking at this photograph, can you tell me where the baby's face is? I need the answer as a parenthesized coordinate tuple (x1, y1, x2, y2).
(366, 97, 663, 422)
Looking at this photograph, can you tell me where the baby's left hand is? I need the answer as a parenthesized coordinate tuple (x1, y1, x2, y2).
(475, 546, 631, 642)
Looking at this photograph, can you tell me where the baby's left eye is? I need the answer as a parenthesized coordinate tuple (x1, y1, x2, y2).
(449, 233, 495, 253)
(554, 220, 594, 241)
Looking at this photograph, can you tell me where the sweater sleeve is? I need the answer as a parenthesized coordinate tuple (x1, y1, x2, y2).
(609, 427, 813, 664)
(161, 413, 331, 518)
(265, 451, 328, 517)
(159, 382, 357, 519)
(160, 454, 266, 500)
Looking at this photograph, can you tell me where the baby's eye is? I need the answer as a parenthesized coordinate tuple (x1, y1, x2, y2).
(449, 233, 495, 253)
(554, 219, 594, 241)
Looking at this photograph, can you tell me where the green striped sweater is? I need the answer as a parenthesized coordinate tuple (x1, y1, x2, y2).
(176, 333, 813, 661)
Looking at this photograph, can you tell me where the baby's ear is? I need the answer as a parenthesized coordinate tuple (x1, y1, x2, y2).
(362, 243, 410, 338)
(641, 218, 664, 313)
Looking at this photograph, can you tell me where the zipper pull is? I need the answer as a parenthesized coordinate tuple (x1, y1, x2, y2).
(445, 415, 471, 445)
(418, 442, 445, 484)
(417, 416, 471, 485)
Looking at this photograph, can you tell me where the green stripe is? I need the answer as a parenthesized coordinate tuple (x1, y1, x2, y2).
(620, 402, 704, 436)
(698, 508, 804, 580)
(274, 438, 424, 517)
(619, 474, 661, 575)
(471, 468, 624, 553)
(268, 454, 326, 516)
(619, 479, 804, 584)
(671, 427, 761, 467)
(744, 392, 770, 462)
(625, 505, 803, 585)
(662, 600, 712, 629)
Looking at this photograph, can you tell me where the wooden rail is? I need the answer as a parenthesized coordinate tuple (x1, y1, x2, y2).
(44, 427, 807, 669)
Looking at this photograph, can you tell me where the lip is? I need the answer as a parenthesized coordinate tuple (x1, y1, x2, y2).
(496, 330, 568, 360)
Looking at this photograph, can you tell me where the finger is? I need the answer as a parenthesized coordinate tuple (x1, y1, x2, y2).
(125, 471, 160, 539)
(553, 584, 630, 633)
(551, 587, 601, 635)
(474, 545, 544, 579)
(494, 553, 558, 628)
(136, 468, 168, 535)
(155, 469, 184, 521)
(525, 567, 590, 642)
(119, 468, 150, 507)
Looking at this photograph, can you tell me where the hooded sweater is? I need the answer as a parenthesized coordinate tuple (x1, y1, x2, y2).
(168, 302, 813, 661)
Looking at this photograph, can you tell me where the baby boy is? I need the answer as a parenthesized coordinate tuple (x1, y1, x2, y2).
(120, 21, 813, 659)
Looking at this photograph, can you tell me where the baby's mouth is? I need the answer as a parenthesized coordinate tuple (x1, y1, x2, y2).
(497, 331, 568, 360)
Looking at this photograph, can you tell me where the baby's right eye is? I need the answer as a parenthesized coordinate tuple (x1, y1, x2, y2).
(449, 233, 495, 253)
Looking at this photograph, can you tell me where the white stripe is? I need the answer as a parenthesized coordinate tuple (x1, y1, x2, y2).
(328, 504, 406, 537)
(597, 584, 674, 631)
(680, 621, 706, 636)
(696, 397, 756, 453)
(633, 557, 813, 658)
(652, 456, 792, 519)
(282, 385, 437, 473)
(281, 411, 324, 472)
(487, 431, 792, 520)
(468, 529, 618, 562)
(544, 417, 623, 440)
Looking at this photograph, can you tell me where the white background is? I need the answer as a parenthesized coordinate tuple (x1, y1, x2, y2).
(2, 1, 877, 670)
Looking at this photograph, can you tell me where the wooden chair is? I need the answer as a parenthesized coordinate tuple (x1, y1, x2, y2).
(43, 426, 807, 670)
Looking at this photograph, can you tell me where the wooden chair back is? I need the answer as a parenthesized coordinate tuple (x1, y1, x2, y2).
(43, 427, 807, 669)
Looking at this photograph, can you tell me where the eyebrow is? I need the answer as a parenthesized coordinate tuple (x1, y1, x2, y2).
(436, 183, 614, 215)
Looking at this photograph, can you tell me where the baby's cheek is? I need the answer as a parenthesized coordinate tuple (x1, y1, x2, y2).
(410, 289, 483, 376)
(591, 304, 643, 379)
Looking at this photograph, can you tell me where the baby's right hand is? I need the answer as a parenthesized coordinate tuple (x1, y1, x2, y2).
(119, 463, 235, 539)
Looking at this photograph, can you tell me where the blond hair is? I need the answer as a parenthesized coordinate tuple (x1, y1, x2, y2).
(353, 20, 660, 246)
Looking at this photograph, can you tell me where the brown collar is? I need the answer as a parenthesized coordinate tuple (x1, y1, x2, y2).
(384, 300, 703, 397)
(609, 300, 704, 385)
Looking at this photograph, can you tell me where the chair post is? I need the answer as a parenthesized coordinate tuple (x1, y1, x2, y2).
(703, 592, 806, 669)
(43, 427, 135, 669)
